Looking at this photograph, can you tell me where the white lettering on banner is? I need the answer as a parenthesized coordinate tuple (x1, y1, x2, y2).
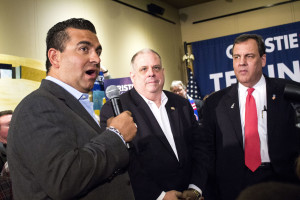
(209, 60, 300, 91)
(277, 60, 300, 82)
(265, 33, 299, 52)
(209, 73, 223, 91)
(117, 84, 134, 93)
(267, 65, 275, 77)
(226, 44, 233, 59)
(226, 33, 299, 58)
(225, 71, 237, 86)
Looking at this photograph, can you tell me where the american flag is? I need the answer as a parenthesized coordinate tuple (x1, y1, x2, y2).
(186, 66, 200, 99)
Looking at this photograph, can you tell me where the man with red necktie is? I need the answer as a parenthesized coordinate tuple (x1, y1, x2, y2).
(200, 34, 300, 200)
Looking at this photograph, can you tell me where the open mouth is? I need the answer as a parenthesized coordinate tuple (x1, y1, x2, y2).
(86, 70, 96, 75)
(85, 70, 98, 79)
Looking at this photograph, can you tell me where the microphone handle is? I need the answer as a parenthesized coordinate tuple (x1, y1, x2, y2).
(110, 97, 130, 148)
(110, 97, 123, 116)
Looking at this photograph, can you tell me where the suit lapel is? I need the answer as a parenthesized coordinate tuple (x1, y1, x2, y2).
(165, 96, 184, 162)
(130, 89, 178, 159)
(225, 84, 244, 148)
(41, 80, 102, 133)
(265, 77, 279, 137)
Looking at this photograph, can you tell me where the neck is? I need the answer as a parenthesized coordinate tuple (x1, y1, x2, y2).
(141, 92, 162, 108)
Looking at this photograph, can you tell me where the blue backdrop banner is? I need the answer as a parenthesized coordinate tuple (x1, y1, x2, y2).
(192, 21, 300, 98)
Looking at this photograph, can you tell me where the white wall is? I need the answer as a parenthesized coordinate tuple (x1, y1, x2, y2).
(180, 0, 300, 43)
(2, 0, 299, 110)
(0, 0, 185, 89)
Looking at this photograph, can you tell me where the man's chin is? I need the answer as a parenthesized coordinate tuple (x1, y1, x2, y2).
(146, 88, 162, 94)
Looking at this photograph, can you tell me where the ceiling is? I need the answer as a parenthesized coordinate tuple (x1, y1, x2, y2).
(158, 0, 215, 9)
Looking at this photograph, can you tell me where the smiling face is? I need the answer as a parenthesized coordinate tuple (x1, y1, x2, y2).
(48, 28, 102, 93)
(130, 50, 164, 100)
(232, 39, 266, 88)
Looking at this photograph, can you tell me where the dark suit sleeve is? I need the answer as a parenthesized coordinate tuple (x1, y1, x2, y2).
(8, 94, 129, 199)
(185, 98, 213, 192)
(192, 96, 216, 196)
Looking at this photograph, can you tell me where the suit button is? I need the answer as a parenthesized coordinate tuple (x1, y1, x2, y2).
(127, 180, 131, 185)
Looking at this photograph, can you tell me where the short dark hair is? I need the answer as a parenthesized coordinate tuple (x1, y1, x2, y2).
(45, 18, 97, 73)
(0, 110, 13, 117)
(233, 34, 266, 57)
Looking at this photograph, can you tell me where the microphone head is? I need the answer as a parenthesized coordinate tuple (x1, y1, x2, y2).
(105, 85, 121, 99)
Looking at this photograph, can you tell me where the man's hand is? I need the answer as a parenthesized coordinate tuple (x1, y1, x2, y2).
(182, 189, 204, 200)
(163, 190, 183, 200)
(108, 111, 137, 142)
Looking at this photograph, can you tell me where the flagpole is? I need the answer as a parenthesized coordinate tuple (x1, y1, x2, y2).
(182, 42, 200, 99)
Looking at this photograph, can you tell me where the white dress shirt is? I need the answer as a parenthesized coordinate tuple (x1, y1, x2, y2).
(238, 75, 270, 163)
(139, 92, 202, 199)
(139, 92, 179, 160)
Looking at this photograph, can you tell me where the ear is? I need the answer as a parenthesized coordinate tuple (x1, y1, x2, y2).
(261, 54, 267, 68)
(129, 71, 135, 84)
(48, 48, 60, 69)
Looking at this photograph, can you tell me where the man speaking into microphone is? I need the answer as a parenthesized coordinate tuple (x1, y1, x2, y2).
(101, 48, 208, 200)
(8, 18, 137, 200)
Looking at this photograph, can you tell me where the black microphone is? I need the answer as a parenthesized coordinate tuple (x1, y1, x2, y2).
(284, 83, 300, 102)
(106, 85, 131, 149)
(105, 85, 123, 116)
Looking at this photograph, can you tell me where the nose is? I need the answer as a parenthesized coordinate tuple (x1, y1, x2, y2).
(147, 67, 155, 77)
(90, 51, 100, 64)
(239, 56, 247, 66)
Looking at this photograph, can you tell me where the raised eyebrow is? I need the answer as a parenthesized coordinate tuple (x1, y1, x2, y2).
(77, 41, 102, 52)
(77, 41, 92, 46)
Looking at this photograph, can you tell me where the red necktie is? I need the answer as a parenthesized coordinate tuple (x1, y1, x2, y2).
(244, 88, 261, 172)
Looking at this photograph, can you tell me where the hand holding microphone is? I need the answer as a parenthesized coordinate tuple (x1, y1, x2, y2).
(106, 85, 137, 143)
(108, 111, 137, 142)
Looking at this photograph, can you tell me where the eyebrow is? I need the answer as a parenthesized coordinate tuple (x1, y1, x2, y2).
(233, 53, 255, 56)
(77, 41, 102, 51)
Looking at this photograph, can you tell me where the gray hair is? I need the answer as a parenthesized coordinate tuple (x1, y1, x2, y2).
(130, 48, 162, 70)
(170, 80, 186, 90)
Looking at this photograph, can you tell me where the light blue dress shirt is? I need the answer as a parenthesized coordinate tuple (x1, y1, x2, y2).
(46, 76, 99, 126)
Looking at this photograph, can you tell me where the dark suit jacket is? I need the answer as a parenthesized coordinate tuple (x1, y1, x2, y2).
(194, 99, 204, 121)
(202, 76, 300, 200)
(0, 176, 13, 200)
(0, 143, 7, 171)
(7, 80, 135, 200)
(100, 88, 208, 200)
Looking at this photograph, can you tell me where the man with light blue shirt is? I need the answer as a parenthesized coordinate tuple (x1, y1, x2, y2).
(7, 18, 137, 200)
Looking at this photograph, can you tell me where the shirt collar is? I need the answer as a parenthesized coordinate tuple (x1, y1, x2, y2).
(46, 76, 86, 100)
(238, 74, 266, 94)
(139, 91, 168, 107)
